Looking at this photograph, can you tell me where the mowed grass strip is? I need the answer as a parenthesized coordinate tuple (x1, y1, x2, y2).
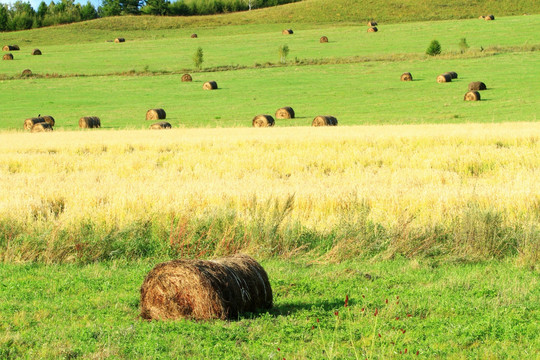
(1, 51, 538, 129)
(0, 15, 538, 76)
(0, 259, 538, 359)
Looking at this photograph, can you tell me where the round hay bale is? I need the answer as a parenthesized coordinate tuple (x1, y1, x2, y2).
(252, 115, 275, 127)
(79, 116, 101, 129)
(41, 115, 55, 127)
(150, 121, 172, 130)
(140, 254, 273, 321)
(401, 72, 413, 81)
(203, 81, 218, 90)
(468, 81, 487, 91)
(437, 74, 452, 83)
(24, 117, 45, 130)
(114, 38, 125, 43)
(320, 36, 328, 43)
(181, 73, 192, 82)
(146, 109, 166, 121)
(31, 122, 53, 132)
(282, 29, 293, 35)
(3, 53, 13, 60)
(31, 49, 42, 55)
(479, 15, 485, 19)
(485, 14, 494, 20)
(191, 34, 198, 38)
(464, 91, 481, 101)
(2, 45, 19, 51)
(22, 69, 32, 76)
(367, 27, 378, 33)
(367, 21, 377, 26)
(444, 71, 458, 79)
(275, 106, 295, 119)
(312, 115, 338, 126)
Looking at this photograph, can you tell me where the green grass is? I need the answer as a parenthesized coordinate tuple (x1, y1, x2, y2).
(1, 259, 538, 359)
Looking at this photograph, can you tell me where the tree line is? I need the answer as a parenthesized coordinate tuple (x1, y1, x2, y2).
(0, 0, 299, 32)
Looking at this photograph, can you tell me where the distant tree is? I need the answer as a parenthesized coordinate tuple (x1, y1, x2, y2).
(193, 47, 204, 69)
(99, 0, 121, 16)
(37, 1, 48, 18)
(0, 5, 8, 31)
(120, 0, 142, 14)
(426, 40, 441, 56)
(142, 0, 169, 15)
(80, 1, 97, 20)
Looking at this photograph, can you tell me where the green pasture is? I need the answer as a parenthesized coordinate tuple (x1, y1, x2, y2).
(0, 50, 538, 129)
(1, 259, 538, 359)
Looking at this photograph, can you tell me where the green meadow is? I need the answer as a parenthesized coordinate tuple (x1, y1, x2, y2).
(1, 2, 540, 358)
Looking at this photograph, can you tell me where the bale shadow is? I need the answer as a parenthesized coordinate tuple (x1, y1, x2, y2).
(267, 299, 346, 317)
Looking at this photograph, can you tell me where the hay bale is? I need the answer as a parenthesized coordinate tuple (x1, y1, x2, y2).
(22, 69, 32, 76)
(367, 27, 378, 32)
(191, 34, 198, 38)
(181, 74, 192, 82)
(203, 81, 218, 90)
(41, 115, 55, 127)
(275, 106, 295, 119)
(464, 91, 481, 101)
(140, 254, 273, 321)
(485, 14, 494, 20)
(401, 72, 413, 81)
(312, 116, 338, 126)
(252, 115, 275, 127)
(282, 29, 293, 35)
(367, 21, 377, 26)
(479, 15, 485, 19)
(444, 71, 458, 79)
(437, 74, 452, 83)
(79, 116, 101, 128)
(31, 49, 42, 55)
(24, 117, 45, 130)
(320, 36, 328, 43)
(31, 122, 53, 132)
(2, 45, 19, 51)
(150, 121, 172, 130)
(3, 53, 13, 60)
(468, 81, 487, 91)
(114, 38, 125, 43)
(146, 109, 166, 121)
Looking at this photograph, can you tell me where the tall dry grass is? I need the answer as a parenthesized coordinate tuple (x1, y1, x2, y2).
(0, 123, 538, 264)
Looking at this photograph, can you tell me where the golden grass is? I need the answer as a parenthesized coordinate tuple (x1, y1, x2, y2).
(0, 123, 538, 239)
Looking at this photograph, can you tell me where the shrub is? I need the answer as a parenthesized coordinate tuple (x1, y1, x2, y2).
(278, 44, 289, 64)
(193, 47, 204, 69)
(426, 40, 441, 56)
(459, 38, 470, 53)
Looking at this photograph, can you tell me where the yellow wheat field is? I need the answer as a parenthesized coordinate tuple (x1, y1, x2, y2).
(0, 122, 538, 236)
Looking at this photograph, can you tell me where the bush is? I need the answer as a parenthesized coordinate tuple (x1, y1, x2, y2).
(426, 40, 441, 56)
(193, 47, 204, 69)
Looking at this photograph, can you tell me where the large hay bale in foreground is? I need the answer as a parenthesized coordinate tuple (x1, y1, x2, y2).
(140, 254, 273, 320)
(181, 73, 192, 82)
(146, 108, 166, 120)
(3, 53, 13, 60)
(464, 91, 481, 101)
(203, 81, 218, 90)
(468, 81, 487, 91)
(114, 38, 125, 43)
(252, 115, 275, 127)
(79, 116, 101, 128)
(282, 29, 293, 35)
(150, 121, 172, 130)
(32, 49, 42, 55)
(367, 21, 377, 26)
(367, 27, 378, 32)
(312, 115, 338, 126)
(320, 36, 328, 43)
(22, 69, 32, 76)
(24, 117, 45, 130)
(41, 115, 55, 127)
(31, 122, 53, 132)
(2, 45, 19, 51)
(444, 71, 458, 79)
(401, 72, 413, 81)
(275, 106, 295, 119)
(437, 74, 452, 83)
